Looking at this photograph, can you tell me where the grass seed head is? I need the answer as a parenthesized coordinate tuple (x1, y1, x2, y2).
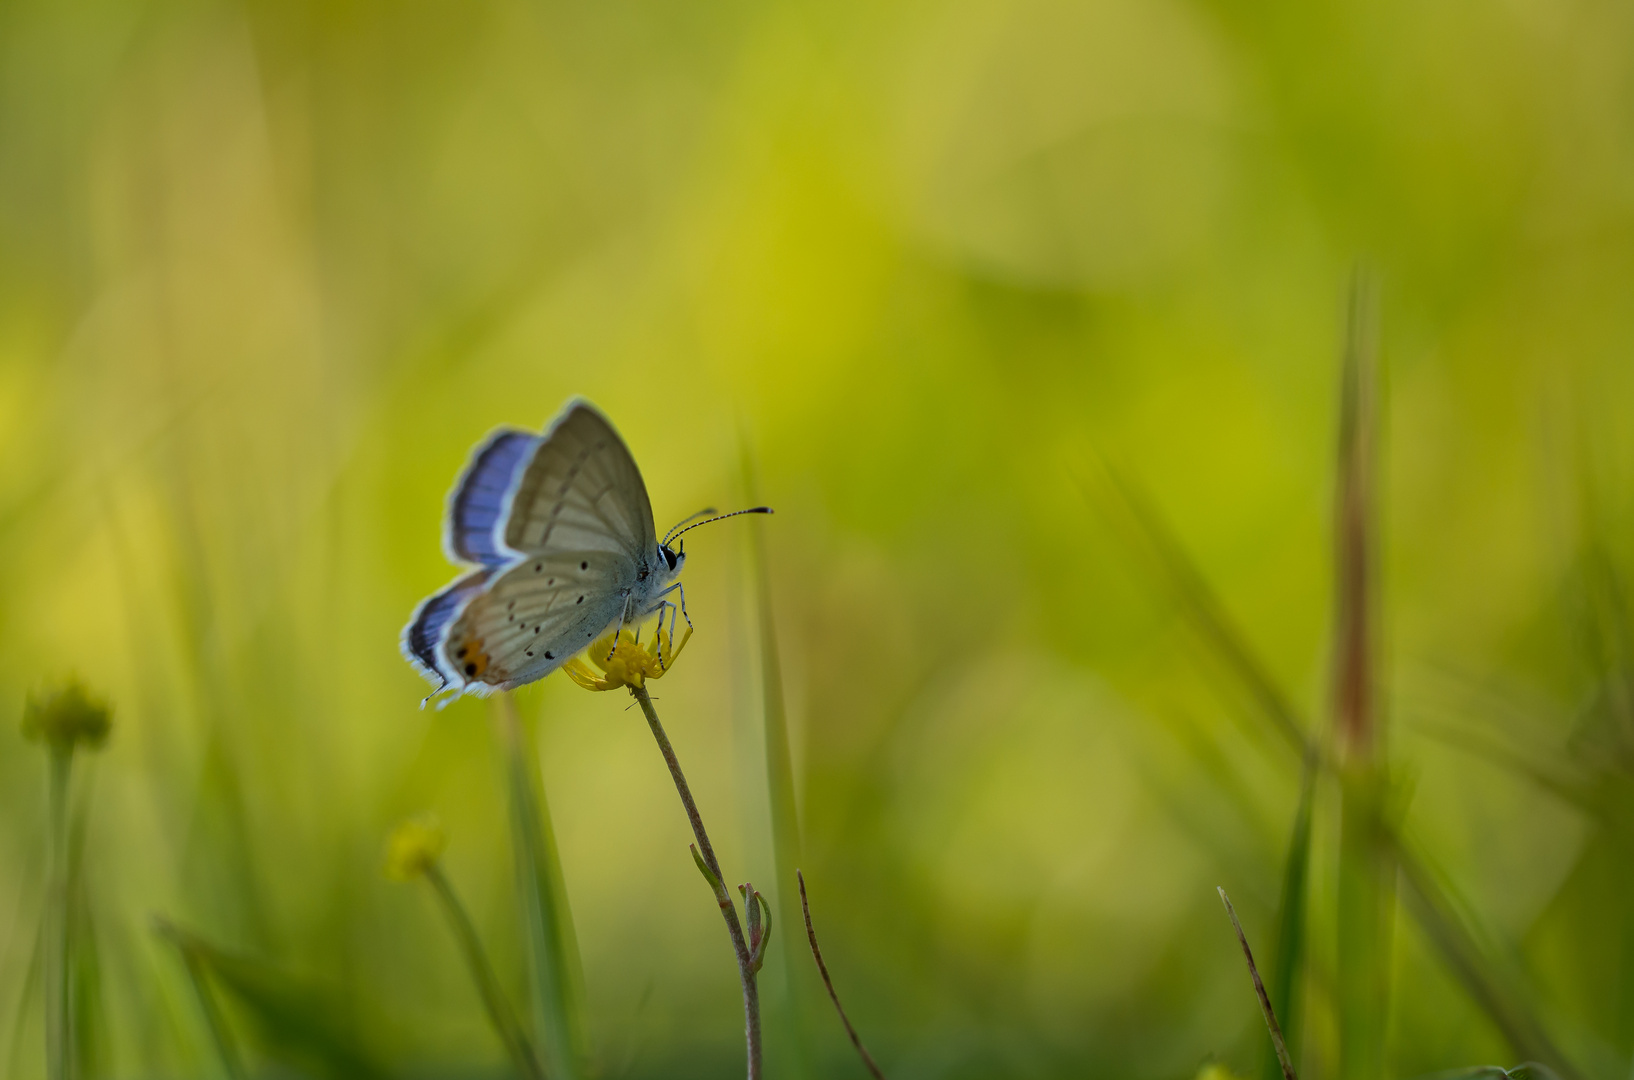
(22, 678, 112, 753)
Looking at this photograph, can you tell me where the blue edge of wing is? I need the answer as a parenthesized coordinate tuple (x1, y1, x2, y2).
(446, 429, 537, 566)
(406, 428, 538, 685)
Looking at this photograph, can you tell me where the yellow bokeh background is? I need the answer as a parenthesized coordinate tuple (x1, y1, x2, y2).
(3, 0, 1634, 1076)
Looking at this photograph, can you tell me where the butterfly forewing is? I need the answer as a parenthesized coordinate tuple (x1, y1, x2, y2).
(500, 403, 655, 561)
(444, 428, 540, 566)
(440, 550, 632, 690)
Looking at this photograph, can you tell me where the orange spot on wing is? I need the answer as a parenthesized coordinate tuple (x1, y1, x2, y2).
(451, 636, 491, 679)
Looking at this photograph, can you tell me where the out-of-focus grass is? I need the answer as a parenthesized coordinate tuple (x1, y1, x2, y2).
(4, 0, 1634, 1077)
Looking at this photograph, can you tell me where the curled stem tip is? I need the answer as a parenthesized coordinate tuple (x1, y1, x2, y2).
(1218, 887, 1298, 1080)
(691, 843, 725, 895)
(797, 870, 886, 1080)
(738, 884, 772, 972)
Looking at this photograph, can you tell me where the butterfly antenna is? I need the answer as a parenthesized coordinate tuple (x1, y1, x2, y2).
(662, 507, 720, 546)
(666, 506, 773, 543)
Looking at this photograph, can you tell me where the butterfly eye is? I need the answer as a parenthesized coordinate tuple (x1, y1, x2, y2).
(661, 545, 679, 571)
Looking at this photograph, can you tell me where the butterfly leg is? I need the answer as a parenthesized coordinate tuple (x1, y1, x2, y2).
(648, 582, 692, 633)
(608, 593, 636, 661)
(647, 599, 668, 652)
(674, 581, 693, 632)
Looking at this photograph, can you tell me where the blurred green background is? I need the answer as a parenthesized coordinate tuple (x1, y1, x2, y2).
(5, 0, 1634, 1077)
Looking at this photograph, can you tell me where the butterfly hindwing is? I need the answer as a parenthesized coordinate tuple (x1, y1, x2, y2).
(499, 401, 654, 562)
(444, 428, 540, 566)
(440, 549, 635, 691)
(401, 568, 493, 687)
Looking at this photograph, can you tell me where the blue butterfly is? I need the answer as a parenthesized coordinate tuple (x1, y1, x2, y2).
(402, 398, 767, 700)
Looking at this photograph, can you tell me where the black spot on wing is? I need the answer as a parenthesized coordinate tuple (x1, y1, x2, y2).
(405, 570, 491, 678)
(448, 431, 536, 566)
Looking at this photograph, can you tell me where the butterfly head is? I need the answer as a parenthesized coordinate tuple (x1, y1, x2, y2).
(658, 541, 685, 577)
(649, 505, 772, 588)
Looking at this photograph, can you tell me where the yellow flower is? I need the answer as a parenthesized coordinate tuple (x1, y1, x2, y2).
(1196, 1064, 1247, 1080)
(384, 813, 448, 880)
(563, 623, 691, 692)
(21, 679, 112, 752)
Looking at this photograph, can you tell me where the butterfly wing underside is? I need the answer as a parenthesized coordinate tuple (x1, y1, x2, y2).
(500, 402, 655, 561)
(438, 550, 633, 690)
(418, 400, 658, 695)
(400, 568, 492, 688)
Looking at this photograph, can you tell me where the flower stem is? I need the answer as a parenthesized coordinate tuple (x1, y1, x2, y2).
(44, 745, 71, 1080)
(628, 683, 761, 1080)
(424, 862, 547, 1080)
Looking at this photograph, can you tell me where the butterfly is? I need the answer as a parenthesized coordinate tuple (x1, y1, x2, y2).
(402, 398, 769, 702)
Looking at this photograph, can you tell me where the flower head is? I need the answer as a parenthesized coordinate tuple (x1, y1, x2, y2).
(563, 623, 691, 692)
(384, 813, 448, 880)
(22, 679, 112, 753)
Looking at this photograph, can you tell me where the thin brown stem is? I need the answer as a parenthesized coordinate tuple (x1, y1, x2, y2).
(1219, 888, 1298, 1080)
(629, 683, 761, 1080)
(797, 871, 885, 1080)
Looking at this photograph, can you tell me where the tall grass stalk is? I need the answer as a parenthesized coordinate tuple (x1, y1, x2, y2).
(1332, 273, 1393, 1080)
(44, 745, 71, 1080)
(629, 682, 763, 1080)
(741, 441, 810, 1075)
(496, 693, 588, 1080)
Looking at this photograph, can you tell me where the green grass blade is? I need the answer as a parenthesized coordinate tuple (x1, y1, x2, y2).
(66, 788, 106, 1080)
(44, 747, 71, 1080)
(497, 693, 588, 1080)
(1392, 838, 1583, 1080)
(424, 863, 546, 1080)
(1080, 460, 1312, 758)
(1263, 762, 1315, 1080)
(741, 439, 810, 1078)
(6, 895, 44, 1079)
(153, 919, 246, 1080)
(155, 919, 385, 1079)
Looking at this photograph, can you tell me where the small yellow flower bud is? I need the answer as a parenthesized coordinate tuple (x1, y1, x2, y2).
(1196, 1063, 1247, 1080)
(21, 679, 112, 753)
(384, 813, 448, 881)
